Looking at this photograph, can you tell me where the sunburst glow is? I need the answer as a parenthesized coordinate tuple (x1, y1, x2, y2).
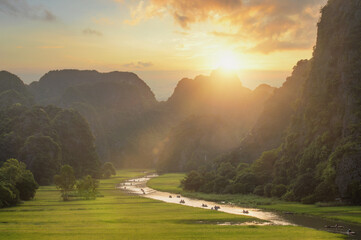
(215, 50, 240, 71)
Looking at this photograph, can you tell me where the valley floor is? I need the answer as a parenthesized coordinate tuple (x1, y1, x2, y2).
(147, 173, 361, 225)
(0, 170, 344, 240)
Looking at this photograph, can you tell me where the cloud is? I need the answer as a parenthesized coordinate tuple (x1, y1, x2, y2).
(124, 0, 327, 53)
(83, 28, 103, 37)
(0, 0, 56, 21)
(246, 39, 312, 54)
(122, 61, 154, 69)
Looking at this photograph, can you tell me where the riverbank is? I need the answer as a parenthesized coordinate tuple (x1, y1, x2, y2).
(0, 170, 343, 240)
(147, 173, 361, 225)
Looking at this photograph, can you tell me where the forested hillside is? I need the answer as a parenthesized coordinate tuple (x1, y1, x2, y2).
(0, 71, 99, 185)
(182, 0, 361, 204)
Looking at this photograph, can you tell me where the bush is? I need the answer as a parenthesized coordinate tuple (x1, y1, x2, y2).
(271, 184, 287, 198)
(102, 162, 116, 179)
(76, 175, 99, 200)
(0, 159, 38, 207)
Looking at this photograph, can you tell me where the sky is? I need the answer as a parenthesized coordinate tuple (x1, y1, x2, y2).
(0, 0, 327, 100)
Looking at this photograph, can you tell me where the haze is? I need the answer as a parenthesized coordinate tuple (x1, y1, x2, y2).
(0, 0, 326, 99)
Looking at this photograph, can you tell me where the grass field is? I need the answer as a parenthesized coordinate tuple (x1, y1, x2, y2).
(148, 173, 361, 225)
(0, 170, 344, 239)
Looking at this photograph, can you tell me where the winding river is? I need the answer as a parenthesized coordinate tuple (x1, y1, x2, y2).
(118, 174, 360, 239)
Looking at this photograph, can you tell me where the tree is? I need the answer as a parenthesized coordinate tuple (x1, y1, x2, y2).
(102, 162, 116, 179)
(181, 170, 203, 191)
(0, 158, 38, 207)
(54, 165, 76, 201)
(16, 170, 39, 200)
(0, 182, 17, 208)
(76, 175, 99, 200)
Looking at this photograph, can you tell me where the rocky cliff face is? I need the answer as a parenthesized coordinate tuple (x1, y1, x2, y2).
(275, 0, 361, 198)
(236, 60, 310, 163)
(179, 0, 361, 203)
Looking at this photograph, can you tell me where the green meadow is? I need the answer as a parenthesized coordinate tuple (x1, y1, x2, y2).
(0, 170, 344, 240)
(148, 173, 361, 225)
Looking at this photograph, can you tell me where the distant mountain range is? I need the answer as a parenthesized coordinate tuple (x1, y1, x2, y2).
(0, 67, 276, 170)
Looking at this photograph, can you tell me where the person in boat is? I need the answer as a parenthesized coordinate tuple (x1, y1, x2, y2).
(347, 229, 356, 235)
(177, 195, 181, 198)
(169, 195, 172, 198)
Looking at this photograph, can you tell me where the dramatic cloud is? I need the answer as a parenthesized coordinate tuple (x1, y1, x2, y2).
(124, 0, 327, 53)
(122, 61, 153, 69)
(83, 28, 103, 37)
(0, 0, 56, 21)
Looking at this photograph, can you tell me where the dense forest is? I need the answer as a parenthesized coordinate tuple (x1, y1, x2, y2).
(0, 71, 99, 185)
(181, 0, 361, 204)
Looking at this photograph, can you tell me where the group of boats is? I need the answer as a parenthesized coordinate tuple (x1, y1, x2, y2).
(167, 195, 252, 214)
(324, 224, 356, 236)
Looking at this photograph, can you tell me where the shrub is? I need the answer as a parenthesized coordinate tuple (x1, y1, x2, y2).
(102, 162, 116, 179)
(76, 175, 99, 200)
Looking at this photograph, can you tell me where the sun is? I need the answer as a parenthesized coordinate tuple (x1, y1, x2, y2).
(215, 50, 240, 71)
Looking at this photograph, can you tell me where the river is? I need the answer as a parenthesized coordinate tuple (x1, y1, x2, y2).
(118, 174, 360, 239)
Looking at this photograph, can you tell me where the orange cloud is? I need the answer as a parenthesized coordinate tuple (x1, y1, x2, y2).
(125, 0, 327, 53)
